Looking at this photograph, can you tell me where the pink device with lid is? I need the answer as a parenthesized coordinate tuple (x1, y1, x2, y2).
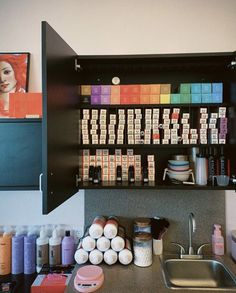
(74, 265, 104, 292)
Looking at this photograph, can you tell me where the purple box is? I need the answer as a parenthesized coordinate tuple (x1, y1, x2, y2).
(91, 94, 101, 105)
(91, 85, 101, 95)
(101, 85, 111, 95)
(101, 95, 110, 104)
(219, 133, 226, 139)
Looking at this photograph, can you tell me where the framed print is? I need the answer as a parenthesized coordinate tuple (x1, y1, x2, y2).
(0, 52, 30, 118)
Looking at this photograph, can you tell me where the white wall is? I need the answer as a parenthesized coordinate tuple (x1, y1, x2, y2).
(0, 0, 236, 242)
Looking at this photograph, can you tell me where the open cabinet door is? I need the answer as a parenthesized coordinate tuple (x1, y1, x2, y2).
(42, 21, 79, 214)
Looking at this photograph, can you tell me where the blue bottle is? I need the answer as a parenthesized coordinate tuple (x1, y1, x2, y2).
(12, 227, 25, 274)
(24, 231, 37, 274)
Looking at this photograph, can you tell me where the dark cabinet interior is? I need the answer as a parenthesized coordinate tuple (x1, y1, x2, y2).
(0, 119, 42, 189)
(41, 21, 236, 214)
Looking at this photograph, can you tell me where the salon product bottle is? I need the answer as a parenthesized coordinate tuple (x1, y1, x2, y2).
(49, 229, 61, 265)
(82, 228, 96, 252)
(219, 146, 227, 175)
(12, 227, 25, 274)
(62, 230, 75, 265)
(24, 229, 37, 274)
(89, 216, 106, 239)
(212, 224, 224, 256)
(104, 216, 119, 239)
(0, 228, 12, 275)
(36, 228, 49, 269)
(111, 226, 125, 252)
(128, 166, 135, 183)
(207, 147, 216, 184)
(104, 249, 118, 265)
(116, 165, 122, 182)
(89, 249, 103, 265)
(74, 240, 88, 265)
(118, 239, 133, 265)
(97, 236, 110, 252)
(195, 149, 207, 186)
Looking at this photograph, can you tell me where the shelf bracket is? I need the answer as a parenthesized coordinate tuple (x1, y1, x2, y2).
(75, 59, 83, 72)
(76, 174, 81, 188)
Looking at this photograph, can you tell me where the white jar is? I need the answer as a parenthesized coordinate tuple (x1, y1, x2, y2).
(74, 248, 89, 264)
(97, 236, 110, 252)
(104, 249, 118, 265)
(82, 236, 96, 252)
(133, 232, 152, 267)
(89, 249, 103, 265)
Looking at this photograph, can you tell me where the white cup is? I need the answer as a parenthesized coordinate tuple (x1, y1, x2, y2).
(153, 239, 163, 255)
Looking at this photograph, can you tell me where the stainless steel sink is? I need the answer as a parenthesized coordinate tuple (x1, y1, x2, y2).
(162, 258, 236, 290)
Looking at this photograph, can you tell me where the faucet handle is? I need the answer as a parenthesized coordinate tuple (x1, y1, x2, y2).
(171, 242, 186, 255)
(197, 243, 211, 255)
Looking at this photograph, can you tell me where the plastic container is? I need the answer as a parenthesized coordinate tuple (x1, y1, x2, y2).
(133, 232, 152, 267)
(36, 228, 49, 268)
(49, 229, 62, 265)
(89, 249, 103, 265)
(0, 228, 12, 275)
(103, 249, 118, 265)
(195, 153, 207, 186)
(62, 230, 75, 265)
(104, 216, 119, 239)
(12, 227, 25, 274)
(96, 236, 110, 252)
(24, 230, 37, 274)
(118, 239, 133, 265)
(89, 216, 106, 239)
(212, 224, 224, 256)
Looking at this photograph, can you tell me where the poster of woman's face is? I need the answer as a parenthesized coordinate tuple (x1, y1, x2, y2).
(0, 53, 30, 117)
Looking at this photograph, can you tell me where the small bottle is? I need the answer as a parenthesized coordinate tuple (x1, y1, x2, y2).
(118, 239, 133, 265)
(82, 228, 96, 252)
(0, 227, 12, 275)
(128, 166, 135, 183)
(24, 228, 37, 274)
(12, 227, 25, 274)
(74, 240, 89, 265)
(89, 249, 103, 265)
(104, 216, 119, 239)
(104, 249, 118, 265)
(97, 236, 110, 252)
(49, 229, 61, 265)
(36, 228, 49, 269)
(195, 150, 207, 186)
(219, 146, 227, 175)
(116, 166, 122, 182)
(62, 230, 75, 265)
(212, 224, 224, 256)
(207, 147, 216, 184)
(89, 216, 106, 239)
(111, 226, 125, 252)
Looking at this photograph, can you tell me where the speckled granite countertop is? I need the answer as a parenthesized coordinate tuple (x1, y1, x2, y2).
(66, 254, 236, 293)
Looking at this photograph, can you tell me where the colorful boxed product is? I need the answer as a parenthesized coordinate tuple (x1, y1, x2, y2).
(150, 84, 161, 95)
(191, 83, 201, 94)
(202, 93, 212, 103)
(201, 83, 211, 94)
(110, 94, 120, 104)
(191, 93, 202, 103)
(91, 85, 101, 95)
(160, 84, 171, 94)
(212, 83, 223, 93)
(141, 84, 151, 95)
(212, 93, 223, 103)
(149, 95, 160, 104)
(101, 85, 111, 95)
(171, 94, 181, 104)
(180, 93, 191, 103)
(91, 95, 101, 105)
(120, 95, 131, 104)
(180, 83, 191, 94)
(111, 85, 120, 95)
(160, 94, 170, 104)
(101, 95, 110, 104)
(140, 94, 150, 104)
(130, 95, 140, 104)
(81, 85, 91, 95)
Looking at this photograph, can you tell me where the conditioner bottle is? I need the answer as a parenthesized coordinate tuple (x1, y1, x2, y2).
(24, 228, 37, 274)
(0, 227, 12, 275)
(49, 229, 61, 266)
(12, 227, 25, 274)
(62, 230, 75, 265)
(36, 228, 49, 271)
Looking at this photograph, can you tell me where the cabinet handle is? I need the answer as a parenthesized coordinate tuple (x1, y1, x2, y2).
(39, 173, 43, 191)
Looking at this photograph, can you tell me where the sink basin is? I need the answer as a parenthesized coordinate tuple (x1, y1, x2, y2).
(162, 258, 236, 290)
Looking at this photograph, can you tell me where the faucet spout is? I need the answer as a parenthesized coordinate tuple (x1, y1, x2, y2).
(188, 213, 196, 255)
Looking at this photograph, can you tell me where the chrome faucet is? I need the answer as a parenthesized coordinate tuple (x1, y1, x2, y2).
(172, 213, 210, 259)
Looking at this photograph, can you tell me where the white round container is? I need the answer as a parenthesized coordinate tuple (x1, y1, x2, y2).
(89, 249, 103, 265)
(82, 236, 96, 252)
(103, 249, 118, 265)
(96, 236, 110, 252)
(74, 248, 89, 264)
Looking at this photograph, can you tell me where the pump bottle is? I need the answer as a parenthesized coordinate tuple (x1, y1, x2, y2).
(62, 230, 75, 265)
(24, 227, 38, 274)
(0, 227, 13, 275)
(36, 228, 49, 270)
(12, 226, 25, 274)
(49, 229, 62, 265)
(212, 224, 224, 256)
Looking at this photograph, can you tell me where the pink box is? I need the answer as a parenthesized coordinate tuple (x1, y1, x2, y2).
(101, 95, 110, 104)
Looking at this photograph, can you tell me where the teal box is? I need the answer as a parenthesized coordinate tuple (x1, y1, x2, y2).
(201, 83, 211, 94)
(212, 83, 223, 93)
(202, 93, 212, 103)
(191, 83, 201, 94)
(212, 93, 223, 103)
(180, 83, 191, 94)
(191, 93, 202, 103)
(171, 94, 181, 104)
(180, 93, 191, 103)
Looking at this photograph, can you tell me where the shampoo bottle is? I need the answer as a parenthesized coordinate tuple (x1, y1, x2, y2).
(24, 228, 37, 274)
(0, 227, 12, 275)
(212, 224, 224, 256)
(62, 230, 75, 265)
(36, 228, 49, 270)
(12, 227, 25, 274)
(49, 229, 61, 265)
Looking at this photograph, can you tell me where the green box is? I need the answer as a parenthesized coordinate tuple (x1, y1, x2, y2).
(180, 93, 191, 103)
(171, 94, 181, 104)
(180, 83, 191, 94)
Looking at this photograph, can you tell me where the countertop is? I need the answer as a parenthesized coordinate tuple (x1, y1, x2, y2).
(66, 254, 236, 293)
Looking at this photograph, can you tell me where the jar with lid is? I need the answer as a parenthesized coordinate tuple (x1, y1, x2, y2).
(134, 218, 151, 234)
(133, 232, 152, 267)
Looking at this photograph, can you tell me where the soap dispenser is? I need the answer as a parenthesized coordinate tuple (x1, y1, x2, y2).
(212, 224, 224, 256)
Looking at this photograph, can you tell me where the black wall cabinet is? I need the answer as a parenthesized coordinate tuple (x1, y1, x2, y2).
(41, 21, 236, 214)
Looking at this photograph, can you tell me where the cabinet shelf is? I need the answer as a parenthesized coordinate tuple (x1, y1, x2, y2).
(79, 144, 234, 149)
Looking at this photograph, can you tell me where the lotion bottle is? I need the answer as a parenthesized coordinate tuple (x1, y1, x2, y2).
(62, 230, 75, 265)
(24, 227, 37, 274)
(212, 224, 224, 256)
(36, 228, 49, 270)
(0, 227, 12, 275)
(49, 229, 61, 265)
(12, 226, 25, 274)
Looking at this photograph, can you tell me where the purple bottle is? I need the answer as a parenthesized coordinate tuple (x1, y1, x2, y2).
(24, 233, 37, 274)
(61, 230, 75, 265)
(12, 232, 24, 274)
